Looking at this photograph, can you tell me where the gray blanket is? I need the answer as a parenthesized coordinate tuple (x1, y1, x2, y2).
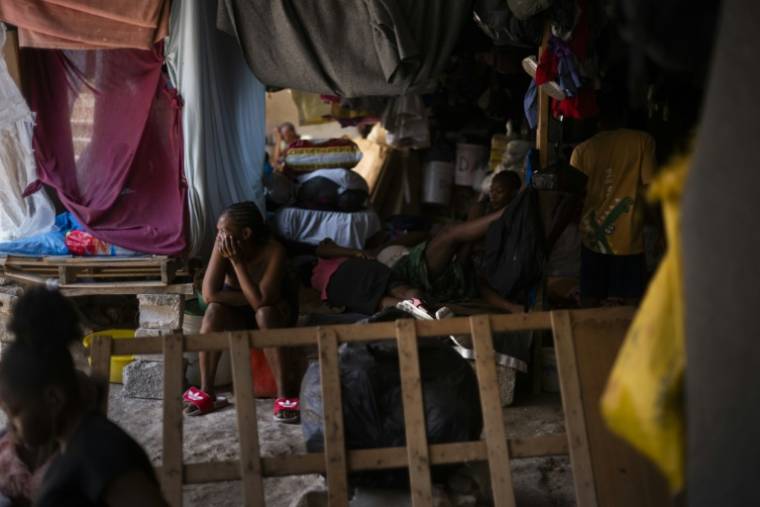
(217, 0, 472, 97)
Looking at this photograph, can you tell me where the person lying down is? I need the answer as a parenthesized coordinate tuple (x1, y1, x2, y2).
(311, 207, 524, 315)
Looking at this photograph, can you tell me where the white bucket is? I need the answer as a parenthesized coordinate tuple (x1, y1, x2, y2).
(422, 160, 454, 205)
(455, 143, 488, 186)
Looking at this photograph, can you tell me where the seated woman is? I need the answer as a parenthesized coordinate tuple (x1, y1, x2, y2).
(193, 202, 302, 423)
(0, 287, 165, 507)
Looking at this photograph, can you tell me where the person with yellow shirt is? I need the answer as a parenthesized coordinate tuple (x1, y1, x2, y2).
(570, 94, 656, 306)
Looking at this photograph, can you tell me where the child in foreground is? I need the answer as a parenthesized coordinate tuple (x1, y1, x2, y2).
(0, 287, 166, 507)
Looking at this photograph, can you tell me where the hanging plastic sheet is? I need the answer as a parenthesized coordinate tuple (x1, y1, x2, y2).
(166, 0, 266, 257)
(0, 24, 55, 242)
(22, 44, 187, 255)
(602, 156, 689, 491)
(0, 0, 169, 50)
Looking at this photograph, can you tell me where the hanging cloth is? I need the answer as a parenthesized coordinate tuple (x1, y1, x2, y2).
(22, 44, 187, 255)
(216, 0, 471, 97)
(0, 24, 55, 241)
(0, 0, 170, 50)
(165, 0, 266, 258)
(601, 155, 689, 491)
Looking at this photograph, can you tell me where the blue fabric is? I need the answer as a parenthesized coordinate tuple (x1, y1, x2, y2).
(166, 0, 266, 257)
(0, 213, 75, 256)
(551, 37, 582, 98)
(523, 80, 538, 129)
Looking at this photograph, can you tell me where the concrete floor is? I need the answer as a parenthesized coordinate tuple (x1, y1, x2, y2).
(106, 388, 575, 507)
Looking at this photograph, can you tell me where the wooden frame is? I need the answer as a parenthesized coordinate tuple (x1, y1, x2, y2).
(91, 308, 662, 507)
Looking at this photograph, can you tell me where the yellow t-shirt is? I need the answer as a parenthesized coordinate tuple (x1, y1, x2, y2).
(570, 129, 656, 255)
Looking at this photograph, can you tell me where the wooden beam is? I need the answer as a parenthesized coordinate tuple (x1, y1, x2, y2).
(318, 328, 349, 507)
(89, 335, 112, 415)
(395, 320, 433, 507)
(551, 311, 598, 507)
(161, 334, 185, 507)
(537, 23, 552, 169)
(228, 332, 266, 507)
(176, 435, 570, 483)
(470, 316, 516, 507)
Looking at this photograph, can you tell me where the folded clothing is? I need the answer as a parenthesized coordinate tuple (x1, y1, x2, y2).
(284, 139, 363, 174)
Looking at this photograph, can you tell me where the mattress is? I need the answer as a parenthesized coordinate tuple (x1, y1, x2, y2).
(272, 207, 381, 249)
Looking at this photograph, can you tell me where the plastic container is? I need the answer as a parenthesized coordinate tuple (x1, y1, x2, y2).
(83, 329, 135, 384)
(455, 143, 488, 186)
(421, 160, 454, 205)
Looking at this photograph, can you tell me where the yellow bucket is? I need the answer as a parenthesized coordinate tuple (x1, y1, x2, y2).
(83, 329, 135, 384)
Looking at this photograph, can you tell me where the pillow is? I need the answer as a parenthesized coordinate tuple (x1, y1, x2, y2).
(283, 138, 363, 173)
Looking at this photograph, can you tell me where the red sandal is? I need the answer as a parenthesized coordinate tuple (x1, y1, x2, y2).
(182, 387, 229, 416)
(273, 397, 300, 424)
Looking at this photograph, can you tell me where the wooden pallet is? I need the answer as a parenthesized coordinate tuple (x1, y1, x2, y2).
(90, 308, 672, 507)
(0, 256, 190, 295)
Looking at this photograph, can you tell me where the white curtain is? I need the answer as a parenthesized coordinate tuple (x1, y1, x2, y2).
(165, 0, 266, 258)
(0, 24, 55, 241)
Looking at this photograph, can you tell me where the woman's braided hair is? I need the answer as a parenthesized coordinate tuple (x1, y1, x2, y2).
(222, 202, 270, 244)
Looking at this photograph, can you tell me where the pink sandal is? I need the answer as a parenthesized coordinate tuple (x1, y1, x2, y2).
(273, 397, 300, 424)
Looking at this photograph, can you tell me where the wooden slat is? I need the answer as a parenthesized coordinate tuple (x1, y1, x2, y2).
(551, 311, 597, 507)
(166, 313, 553, 354)
(395, 320, 433, 507)
(318, 328, 349, 507)
(60, 282, 193, 297)
(228, 332, 266, 507)
(89, 335, 112, 415)
(162, 334, 185, 507)
(177, 434, 570, 483)
(112, 313, 555, 356)
(469, 316, 516, 507)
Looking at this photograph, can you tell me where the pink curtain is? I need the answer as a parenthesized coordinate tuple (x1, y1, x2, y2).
(22, 44, 187, 255)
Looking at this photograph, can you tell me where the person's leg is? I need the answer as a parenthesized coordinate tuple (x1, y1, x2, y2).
(256, 305, 302, 399)
(198, 303, 247, 397)
(609, 253, 646, 307)
(580, 246, 607, 308)
(425, 208, 504, 278)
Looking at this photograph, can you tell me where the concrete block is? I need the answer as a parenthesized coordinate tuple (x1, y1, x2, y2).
(122, 359, 165, 399)
(0, 291, 20, 316)
(137, 294, 184, 330)
(134, 327, 181, 338)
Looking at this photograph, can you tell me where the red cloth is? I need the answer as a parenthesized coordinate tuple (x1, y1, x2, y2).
(22, 45, 187, 255)
(311, 257, 348, 300)
(0, 0, 170, 50)
(551, 86, 598, 120)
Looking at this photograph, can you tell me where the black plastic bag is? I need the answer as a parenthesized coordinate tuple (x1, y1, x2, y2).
(484, 187, 546, 299)
(301, 311, 482, 488)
